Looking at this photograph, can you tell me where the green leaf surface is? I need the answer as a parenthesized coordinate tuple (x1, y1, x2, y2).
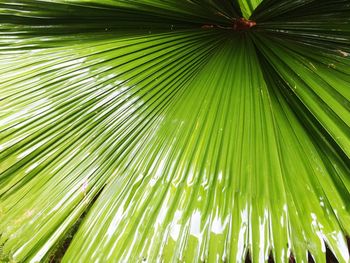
(0, 1, 349, 262)
(238, 0, 263, 18)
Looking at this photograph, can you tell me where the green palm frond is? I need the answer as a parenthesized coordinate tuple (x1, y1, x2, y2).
(238, 0, 262, 18)
(0, 1, 349, 262)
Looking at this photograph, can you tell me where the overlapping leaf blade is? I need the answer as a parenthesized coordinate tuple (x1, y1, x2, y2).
(238, 0, 263, 18)
(0, 1, 349, 262)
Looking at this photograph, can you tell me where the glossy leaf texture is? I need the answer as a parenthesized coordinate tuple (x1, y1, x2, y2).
(0, 1, 350, 262)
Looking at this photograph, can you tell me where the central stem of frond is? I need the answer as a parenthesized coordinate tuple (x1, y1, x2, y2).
(201, 18, 256, 31)
(233, 18, 256, 30)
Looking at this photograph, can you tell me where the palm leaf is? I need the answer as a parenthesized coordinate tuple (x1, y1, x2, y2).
(0, 1, 349, 262)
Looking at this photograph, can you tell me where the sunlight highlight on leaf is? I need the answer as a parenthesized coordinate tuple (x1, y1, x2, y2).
(0, 1, 349, 262)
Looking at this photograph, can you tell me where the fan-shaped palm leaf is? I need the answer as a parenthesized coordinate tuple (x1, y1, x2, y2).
(0, 0, 349, 262)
